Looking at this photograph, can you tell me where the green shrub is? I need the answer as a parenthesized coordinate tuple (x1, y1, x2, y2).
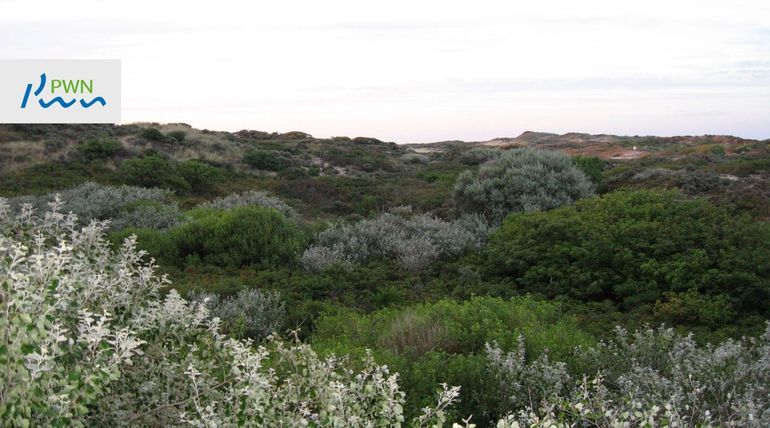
(313, 296, 590, 360)
(572, 156, 606, 186)
(117, 206, 307, 269)
(485, 190, 770, 318)
(166, 130, 187, 142)
(243, 149, 291, 171)
(312, 296, 593, 424)
(76, 137, 122, 161)
(120, 154, 189, 192)
(138, 127, 168, 142)
(653, 289, 736, 328)
(177, 159, 221, 193)
(454, 148, 595, 223)
(493, 325, 770, 427)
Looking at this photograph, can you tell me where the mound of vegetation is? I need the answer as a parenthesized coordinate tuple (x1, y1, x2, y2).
(302, 207, 485, 272)
(113, 205, 306, 269)
(485, 190, 770, 326)
(454, 147, 595, 223)
(8, 182, 181, 230)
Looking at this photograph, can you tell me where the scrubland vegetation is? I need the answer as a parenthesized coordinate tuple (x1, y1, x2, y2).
(2, 123, 770, 426)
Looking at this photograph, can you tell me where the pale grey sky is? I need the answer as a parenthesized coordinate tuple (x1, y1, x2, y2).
(1, 0, 769, 142)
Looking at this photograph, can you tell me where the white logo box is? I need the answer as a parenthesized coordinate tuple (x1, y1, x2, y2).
(0, 59, 121, 123)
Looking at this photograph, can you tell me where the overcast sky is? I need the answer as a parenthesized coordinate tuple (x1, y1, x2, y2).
(1, 0, 769, 142)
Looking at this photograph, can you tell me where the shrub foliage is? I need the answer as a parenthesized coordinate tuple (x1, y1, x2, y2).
(302, 207, 483, 272)
(486, 190, 770, 316)
(454, 148, 595, 223)
(0, 197, 457, 427)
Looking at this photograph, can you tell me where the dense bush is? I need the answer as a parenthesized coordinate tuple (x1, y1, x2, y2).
(0, 197, 456, 427)
(243, 149, 292, 171)
(177, 159, 221, 193)
(138, 127, 168, 142)
(302, 206, 483, 272)
(454, 148, 595, 223)
(485, 190, 770, 318)
(492, 325, 770, 427)
(120, 154, 189, 192)
(166, 130, 187, 142)
(198, 190, 298, 219)
(8, 182, 179, 229)
(76, 137, 122, 161)
(572, 155, 606, 187)
(109, 199, 181, 230)
(116, 206, 306, 269)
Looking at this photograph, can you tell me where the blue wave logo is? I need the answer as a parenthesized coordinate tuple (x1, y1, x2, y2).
(20, 73, 107, 109)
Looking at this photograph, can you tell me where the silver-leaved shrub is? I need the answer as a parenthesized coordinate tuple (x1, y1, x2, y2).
(454, 148, 595, 224)
(189, 288, 286, 341)
(0, 197, 459, 427)
(489, 325, 770, 427)
(197, 190, 298, 220)
(301, 206, 485, 272)
(8, 182, 181, 230)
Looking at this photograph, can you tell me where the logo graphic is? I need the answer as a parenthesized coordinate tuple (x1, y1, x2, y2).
(20, 73, 107, 109)
(0, 59, 120, 124)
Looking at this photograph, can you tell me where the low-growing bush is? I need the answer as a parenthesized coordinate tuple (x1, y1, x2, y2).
(401, 152, 430, 164)
(116, 206, 307, 269)
(493, 325, 770, 427)
(76, 137, 122, 161)
(166, 130, 187, 142)
(7, 182, 177, 229)
(138, 127, 168, 142)
(302, 206, 484, 271)
(572, 155, 607, 186)
(177, 159, 221, 193)
(454, 148, 595, 223)
(197, 190, 298, 219)
(110, 199, 181, 230)
(243, 149, 292, 171)
(120, 153, 189, 192)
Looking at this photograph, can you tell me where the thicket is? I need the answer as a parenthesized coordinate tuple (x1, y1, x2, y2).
(75, 137, 123, 161)
(485, 190, 770, 324)
(572, 155, 606, 187)
(121, 154, 222, 194)
(112, 206, 306, 269)
(243, 149, 292, 171)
